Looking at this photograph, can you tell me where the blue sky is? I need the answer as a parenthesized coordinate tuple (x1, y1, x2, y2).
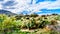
(0, 0, 60, 15)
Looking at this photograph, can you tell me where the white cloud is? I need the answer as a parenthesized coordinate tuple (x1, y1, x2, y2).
(0, 0, 60, 14)
(0, 5, 2, 9)
(0, 2, 3, 9)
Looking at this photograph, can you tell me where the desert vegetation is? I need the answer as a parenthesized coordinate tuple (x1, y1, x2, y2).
(0, 14, 60, 34)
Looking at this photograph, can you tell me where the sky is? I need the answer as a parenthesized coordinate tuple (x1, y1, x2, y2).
(0, 0, 60, 15)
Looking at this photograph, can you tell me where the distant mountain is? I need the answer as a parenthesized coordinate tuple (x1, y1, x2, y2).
(0, 10, 17, 16)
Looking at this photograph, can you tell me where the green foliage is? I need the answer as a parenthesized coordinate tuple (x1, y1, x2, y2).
(0, 14, 60, 34)
(0, 14, 21, 34)
(55, 15, 60, 20)
(0, 14, 7, 22)
(30, 13, 38, 17)
(26, 21, 35, 29)
(40, 30, 60, 34)
(39, 20, 50, 28)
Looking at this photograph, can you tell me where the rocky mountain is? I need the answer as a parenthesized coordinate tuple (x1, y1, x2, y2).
(0, 10, 17, 16)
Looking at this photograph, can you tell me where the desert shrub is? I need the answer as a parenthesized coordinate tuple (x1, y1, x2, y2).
(50, 20, 57, 25)
(40, 30, 60, 34)
(0, 14, 60, 34)
(0, 14, 8, 30)
(30, 13, 38, 17)
(26, 18, 36, 29)
(55, 15, 60, 20)
(52, 13, 58, 15)
(13, 20, 25, 28)
(0, 14, 8, 23)
(39, 20, 51, 28)
(0, 14, 22, 34)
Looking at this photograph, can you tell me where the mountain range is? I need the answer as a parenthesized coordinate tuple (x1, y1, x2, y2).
(0, 10, 17, 16)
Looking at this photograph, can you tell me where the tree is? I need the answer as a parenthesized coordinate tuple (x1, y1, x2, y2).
(30, 13, 38, 17)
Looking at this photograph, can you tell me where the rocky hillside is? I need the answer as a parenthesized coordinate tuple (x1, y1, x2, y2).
(0, 10, 17, 16)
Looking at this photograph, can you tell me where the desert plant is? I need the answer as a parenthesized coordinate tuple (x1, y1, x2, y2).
(55, 15, 60, 20)
(39, 20, 51, 28)
(26, 18, 36, 29)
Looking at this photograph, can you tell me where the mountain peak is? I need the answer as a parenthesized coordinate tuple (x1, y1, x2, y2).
(0, 10, 17, 16)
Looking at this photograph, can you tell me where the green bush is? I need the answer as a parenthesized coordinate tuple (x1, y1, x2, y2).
(0, 14, 60, 34)
(0, 14, 21, 34)
(55, 15, 60, 20)
(26, 18, 36, 29)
